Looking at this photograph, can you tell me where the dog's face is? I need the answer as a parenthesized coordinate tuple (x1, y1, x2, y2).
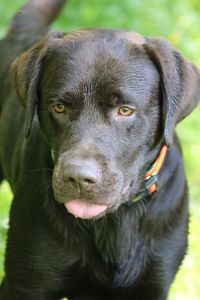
(12, 29, 200, 219)
(37, 30, 161, 218)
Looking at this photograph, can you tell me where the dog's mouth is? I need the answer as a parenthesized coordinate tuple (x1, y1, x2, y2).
(64, 184, 131, 219)
(64, 199, 112, 219)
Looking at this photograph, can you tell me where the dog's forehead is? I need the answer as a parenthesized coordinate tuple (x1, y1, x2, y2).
(46, 29, 156, 76)
(51, 29, 146, 56)
(41, 29, 159, 102)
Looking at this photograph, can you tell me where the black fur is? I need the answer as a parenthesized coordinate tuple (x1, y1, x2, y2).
(0, 1, 200, 299)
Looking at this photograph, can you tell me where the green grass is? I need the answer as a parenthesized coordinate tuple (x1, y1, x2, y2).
(0, 182, 12, 279)
(0, 0, 200, 299)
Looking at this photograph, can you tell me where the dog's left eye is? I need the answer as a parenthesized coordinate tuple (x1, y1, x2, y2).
(118, 106, 135, 117)
(53, 104, 66, 114)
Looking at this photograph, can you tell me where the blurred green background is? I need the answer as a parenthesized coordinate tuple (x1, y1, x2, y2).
(0, 0, 200, 299)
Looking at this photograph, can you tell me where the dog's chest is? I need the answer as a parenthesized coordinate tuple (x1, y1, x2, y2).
(67, 218, 147, 289)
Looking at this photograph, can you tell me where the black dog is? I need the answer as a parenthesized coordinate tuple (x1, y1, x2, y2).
(0, 0, 199, 299)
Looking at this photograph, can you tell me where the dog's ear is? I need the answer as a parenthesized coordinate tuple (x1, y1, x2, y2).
(144, 38, 200, 146)
(11, 41, 44, 137)
(11, 31, 65, 137)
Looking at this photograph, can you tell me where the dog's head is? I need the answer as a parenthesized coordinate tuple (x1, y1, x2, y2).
(11, 29, 200, 219)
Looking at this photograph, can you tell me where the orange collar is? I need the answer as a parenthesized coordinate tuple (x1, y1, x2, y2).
(144, 145, 168, 194)
(131, 145, 168, 203)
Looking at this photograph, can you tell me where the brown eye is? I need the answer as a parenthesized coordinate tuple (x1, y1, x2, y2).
(118, 106, 135, 116)
(54, 104, 65, 114)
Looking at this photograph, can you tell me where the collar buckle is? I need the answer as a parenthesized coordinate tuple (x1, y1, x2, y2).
(144, 174, 158, 194)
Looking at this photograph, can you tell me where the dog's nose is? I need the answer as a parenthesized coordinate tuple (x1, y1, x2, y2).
(62, 160, 101, 190)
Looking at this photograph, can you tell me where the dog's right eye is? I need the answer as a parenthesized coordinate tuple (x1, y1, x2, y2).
(53, 104, 66, 114)
(118, 106, 135, 117)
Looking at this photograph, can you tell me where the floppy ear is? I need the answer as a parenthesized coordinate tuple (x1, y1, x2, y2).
(11, 31, 65, 137)
(144, 38, 200, 146)
(11, 42, 44, 137)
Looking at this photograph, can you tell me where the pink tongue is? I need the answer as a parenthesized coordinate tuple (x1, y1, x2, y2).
(65, 200, 108, 219)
